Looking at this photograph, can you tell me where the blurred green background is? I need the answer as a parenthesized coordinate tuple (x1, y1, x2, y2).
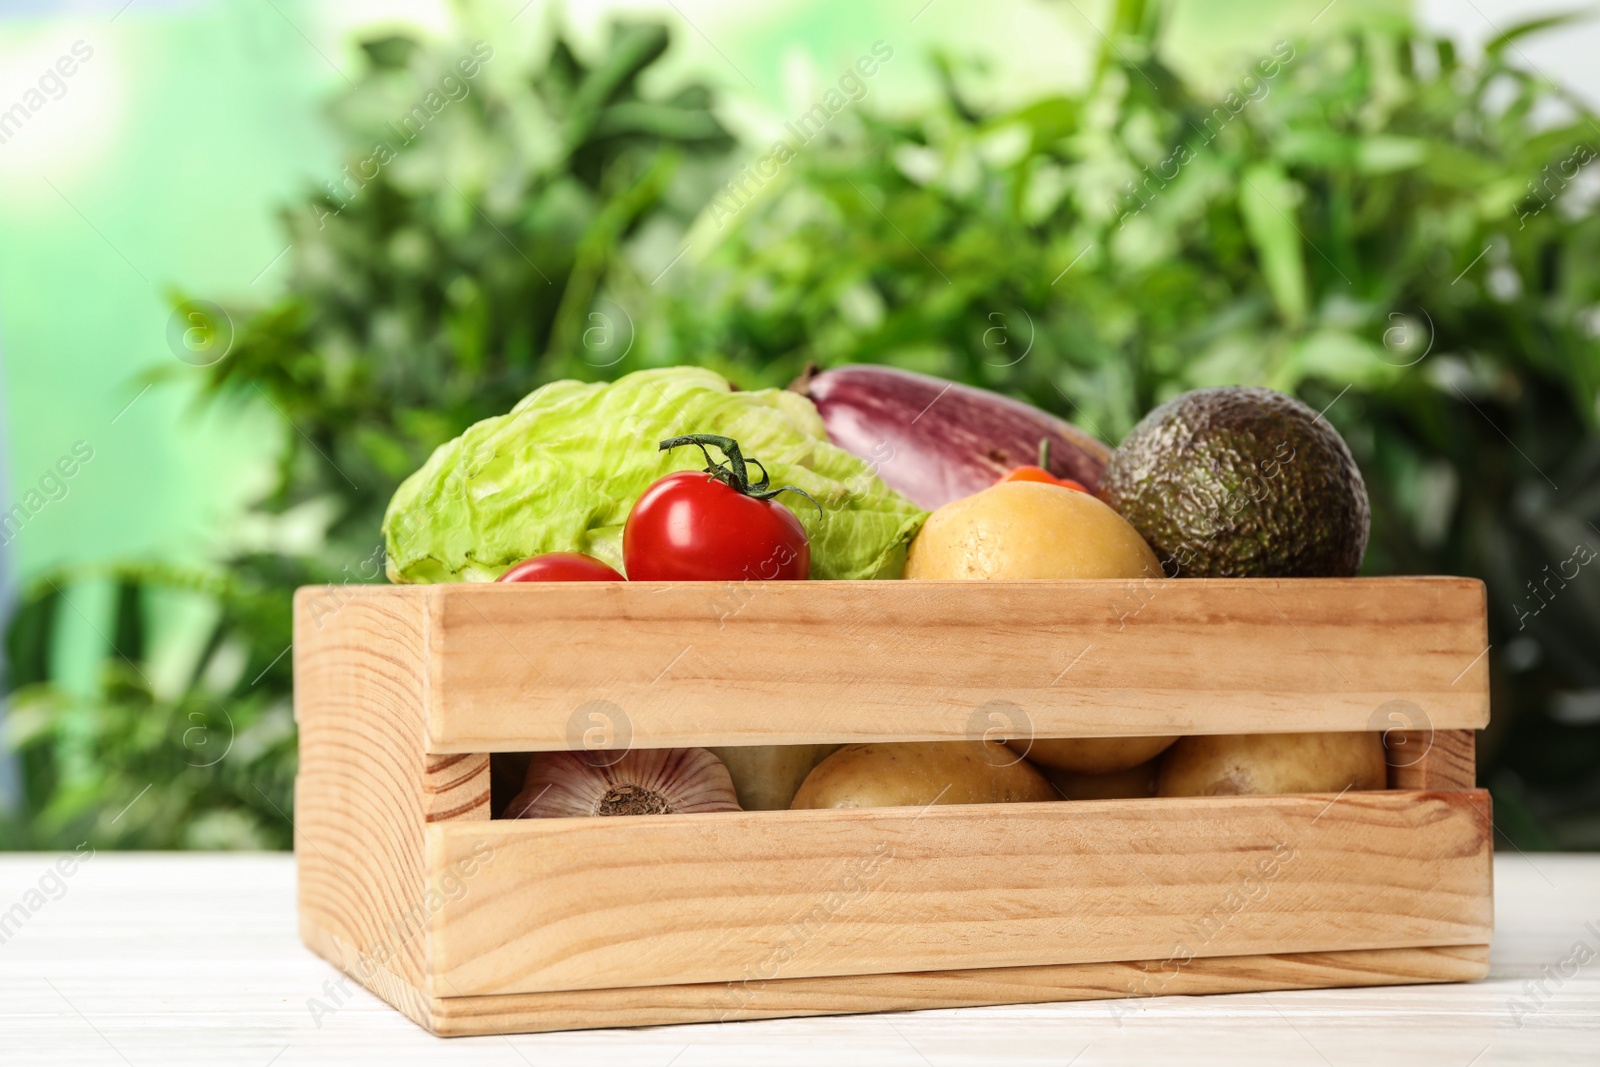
(2, 0, 1598, 850)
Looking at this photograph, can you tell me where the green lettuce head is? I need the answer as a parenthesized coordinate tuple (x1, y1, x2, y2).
(383, 367, 925, 582)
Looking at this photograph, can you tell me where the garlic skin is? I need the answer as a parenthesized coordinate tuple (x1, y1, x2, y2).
(507, 747, 741, 818)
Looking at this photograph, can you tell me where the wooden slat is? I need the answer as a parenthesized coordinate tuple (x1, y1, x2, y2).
(1388, 729, 1476, 791)
(420, 944, 1491, 1037)
(425, 790, 1493, 997)
(404, 578, 1490, 752)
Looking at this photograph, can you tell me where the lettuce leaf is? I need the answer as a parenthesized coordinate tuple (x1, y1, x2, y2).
(383, 367, 926, 582)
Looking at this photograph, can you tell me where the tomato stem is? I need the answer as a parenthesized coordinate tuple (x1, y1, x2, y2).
(658, 434, 823, 517)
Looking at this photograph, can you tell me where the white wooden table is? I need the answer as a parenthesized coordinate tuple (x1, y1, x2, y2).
(1, 852, 1595, 1065)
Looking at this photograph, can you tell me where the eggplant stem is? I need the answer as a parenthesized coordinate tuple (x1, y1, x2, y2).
(1037, 437, 1051, 470)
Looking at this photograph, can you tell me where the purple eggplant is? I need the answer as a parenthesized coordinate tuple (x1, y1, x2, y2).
(792, 364, 1112, 511)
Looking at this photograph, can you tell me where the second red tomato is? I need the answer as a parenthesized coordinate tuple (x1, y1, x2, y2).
(497, 552, 623, 582)
(624, 471, 810, 581)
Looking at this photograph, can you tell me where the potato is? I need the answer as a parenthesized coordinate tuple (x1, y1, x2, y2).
(707, 744, 842, 811)
(1010, 735, 1179, 774)
(1157, 732, 1387, 797)
(905, 481, 1161, 580)
(791, 741, 1057, 809)
(1045, 758, 1160, 801)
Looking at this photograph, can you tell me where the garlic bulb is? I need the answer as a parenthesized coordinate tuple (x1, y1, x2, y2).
(507, 747, 741, 818)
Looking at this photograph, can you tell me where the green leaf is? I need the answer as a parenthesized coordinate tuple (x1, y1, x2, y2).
(358, 35, 421, 71)
(1239, 164, 1309, 326)
(1006, 97, 1080, 148)
(1273, 330, 1399, 392)
(1274, 129, 1358, 168)
(1357, 135, 1428, 173)
(1486, 10, 1596, 57)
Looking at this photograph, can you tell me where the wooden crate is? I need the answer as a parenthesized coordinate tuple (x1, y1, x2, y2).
(292, 578, 1492, 1037)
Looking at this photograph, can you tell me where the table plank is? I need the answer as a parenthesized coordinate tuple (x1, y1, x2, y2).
(0, 852, 1595, 1065)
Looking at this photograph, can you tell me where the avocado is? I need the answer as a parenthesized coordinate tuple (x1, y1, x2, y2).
(1099, 387, 1369, 577)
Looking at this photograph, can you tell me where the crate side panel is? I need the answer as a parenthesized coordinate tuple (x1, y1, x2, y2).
(294, 586, 435, 990)
(428, 790, 1493, 996)
(423, 578, 1489, 752)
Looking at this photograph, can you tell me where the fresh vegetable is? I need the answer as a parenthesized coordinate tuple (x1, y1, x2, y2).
(997, 439, 1089, 493)
(790, 741, 1056, 809)
(623, 435, 813, 582)
(904, 481, 1161, 580)
(1010, 735, 1178, 775)
(497, 552, 624, 582)
(1157, 733, 1387, 797)
(507, 748, 740, 817)
(793, 364, 1110, 510)
(707, 744, 843, 811)
(383, 367, 925, 582)
(1100, 387, 1370, 578)
(998, 468, 1085, 490)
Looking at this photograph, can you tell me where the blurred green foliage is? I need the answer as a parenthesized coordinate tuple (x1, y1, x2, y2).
(1, 17, 731, 849)
(668, 1, 1600, 845)
(5, 1, 1599, 848)
(4, 565, 296, 848)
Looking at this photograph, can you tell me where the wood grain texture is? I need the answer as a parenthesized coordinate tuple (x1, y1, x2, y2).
(424, 754, 490, 822)
(403, 577, 1490, 752)
(420, 944, 1491, 1036)
(294, 587, 433, 992)
(426, 790, 1493, 997)
(1388, 729, 1476, 791)
(301, 919, 437, 1031)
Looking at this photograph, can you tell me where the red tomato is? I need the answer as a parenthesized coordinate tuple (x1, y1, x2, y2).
(497, 552, 624, 582)
(624, 471, 810, 581)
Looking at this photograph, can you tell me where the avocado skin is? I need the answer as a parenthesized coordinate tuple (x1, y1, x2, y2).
(1100, 387, 1370, 578)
